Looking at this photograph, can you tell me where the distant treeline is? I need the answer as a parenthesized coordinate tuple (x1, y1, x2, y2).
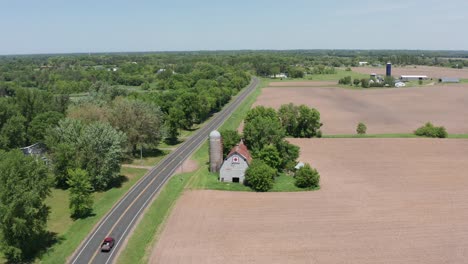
(1, 50, 467, 94)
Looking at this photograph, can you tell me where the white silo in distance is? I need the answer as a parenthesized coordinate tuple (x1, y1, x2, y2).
(209, 130, 223, 173)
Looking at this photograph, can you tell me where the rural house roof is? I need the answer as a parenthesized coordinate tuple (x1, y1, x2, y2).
(227, 141, 252, 164)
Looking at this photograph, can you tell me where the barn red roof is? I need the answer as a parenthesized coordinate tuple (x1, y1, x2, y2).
(227, 141, 252, 164)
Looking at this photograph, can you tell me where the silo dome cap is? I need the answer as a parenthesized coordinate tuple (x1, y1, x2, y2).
(209, 130, 221, 138)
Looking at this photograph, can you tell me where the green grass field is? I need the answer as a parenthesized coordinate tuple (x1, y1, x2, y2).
(37, 167, 147, 264)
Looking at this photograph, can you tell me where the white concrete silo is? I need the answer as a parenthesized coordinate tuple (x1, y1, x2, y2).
(209, 130, 223, 173)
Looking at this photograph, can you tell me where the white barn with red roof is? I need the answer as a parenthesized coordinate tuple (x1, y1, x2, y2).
(219, 141, 252, 183)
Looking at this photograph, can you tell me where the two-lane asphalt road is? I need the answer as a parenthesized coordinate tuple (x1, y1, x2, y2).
(69, 77, 259, 264)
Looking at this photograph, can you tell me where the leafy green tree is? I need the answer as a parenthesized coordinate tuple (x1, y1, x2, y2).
(46, 119, 84, 187)
(220, 129, 241, 158)
(28, 111, 64, 143)
(67, 169, 94, 219)
(338, 76, 352, 85)
(244, 160, 276, 192)
(13, 88, 56, 127)
(243, 113, 285, 152)
(255, 144, 282, 171)
(67, 103, 109, 125)
(245, 106, 278, 123)
(0, 98, 19, 130)
(0, 150, 50, 262)
(356, 122, 367, 135)
(50, 143, 77, 188)
(276, 140, 300, 171)
(295, 163, 320, 188)
(77, 122, 126, 190)
(353, 79, 361, 86)
(361, 79, 370, 88)
(296, 105, 322, 138)
(109, 98, 163, 156)
(278, 103, 299, 136)
(47, 119, 126, 190)
(166, 107, 186, 140)
(0, 114, 27, 149)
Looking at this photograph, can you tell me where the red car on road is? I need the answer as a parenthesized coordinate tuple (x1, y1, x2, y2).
(101, 237, 115, 252)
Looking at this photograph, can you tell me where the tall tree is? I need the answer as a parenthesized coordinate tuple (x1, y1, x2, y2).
(108, 98, 163, 156)
(77, 122, 126, 190)
(243, 106, 285, 152)
(67, 168, 94, 218)
(28, 111, 64, 143)
(0, 150, 50, 262)
(220, 129, 241, 158)
(0, 114, 27, 149)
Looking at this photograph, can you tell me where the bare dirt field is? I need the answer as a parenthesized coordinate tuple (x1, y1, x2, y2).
(352, 65, 468, 79)
(253, 84, 468, 134)
(269, 81, 337, 87)
(150, 138, 468, 264)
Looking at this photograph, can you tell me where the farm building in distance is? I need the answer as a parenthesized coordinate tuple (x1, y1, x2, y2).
(219, 141, 252, 183)
(399, 75, 429, 82)
(439, 77, 460, 83)
(21, 142, 46, 156)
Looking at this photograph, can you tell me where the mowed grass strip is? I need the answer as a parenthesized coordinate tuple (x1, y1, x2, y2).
(116, 79, 264, 264)
(39, 167, 147, 264)
(116, 171, 193, 264)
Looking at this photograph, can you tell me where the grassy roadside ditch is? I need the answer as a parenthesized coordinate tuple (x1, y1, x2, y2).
(38, 167, 148, 264)
(116, 78, 266, 264)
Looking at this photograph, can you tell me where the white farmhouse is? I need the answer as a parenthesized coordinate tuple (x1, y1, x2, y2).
(219, 141, 252, 183)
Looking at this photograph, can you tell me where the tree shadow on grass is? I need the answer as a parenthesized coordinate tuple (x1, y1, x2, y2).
(139, 148, 167, 159)
(106, 175, 129, 190)
(163, 137, 183, 146)
(16, 231, 63, 264)
(71, 211, 96, 221)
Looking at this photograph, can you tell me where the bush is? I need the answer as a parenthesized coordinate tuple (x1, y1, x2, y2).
(361, 78, 369, 88)
(338, 76, 352, 85)
(414, 122, 448, 138)
(356, 122, 367, 135)
(295, 163, 320, 188)
(244, 160, 276, 192)
(353, 79, 361, 86)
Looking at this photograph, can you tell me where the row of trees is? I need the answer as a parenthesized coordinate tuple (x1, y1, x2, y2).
(2, 51, 465, 95)
(219, 105, 322, 192)
(339, 75, 396, 88)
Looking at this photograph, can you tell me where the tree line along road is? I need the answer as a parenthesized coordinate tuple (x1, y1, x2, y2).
(69, 77, 259, 264)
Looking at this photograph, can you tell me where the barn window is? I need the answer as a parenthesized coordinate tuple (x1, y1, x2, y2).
(233, 177, 240, 183)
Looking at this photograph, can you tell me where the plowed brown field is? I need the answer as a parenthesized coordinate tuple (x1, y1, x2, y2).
(150, 139, 468, 264)
(252, 84, 468, 134)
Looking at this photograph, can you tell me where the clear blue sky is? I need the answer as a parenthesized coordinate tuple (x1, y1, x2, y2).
(1, 0, 467, 55)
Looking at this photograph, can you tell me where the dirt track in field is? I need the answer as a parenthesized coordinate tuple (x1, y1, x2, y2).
(253, 84, 468, 134)
(150, 138, 468, 264)
(352, 65, 468, 79)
